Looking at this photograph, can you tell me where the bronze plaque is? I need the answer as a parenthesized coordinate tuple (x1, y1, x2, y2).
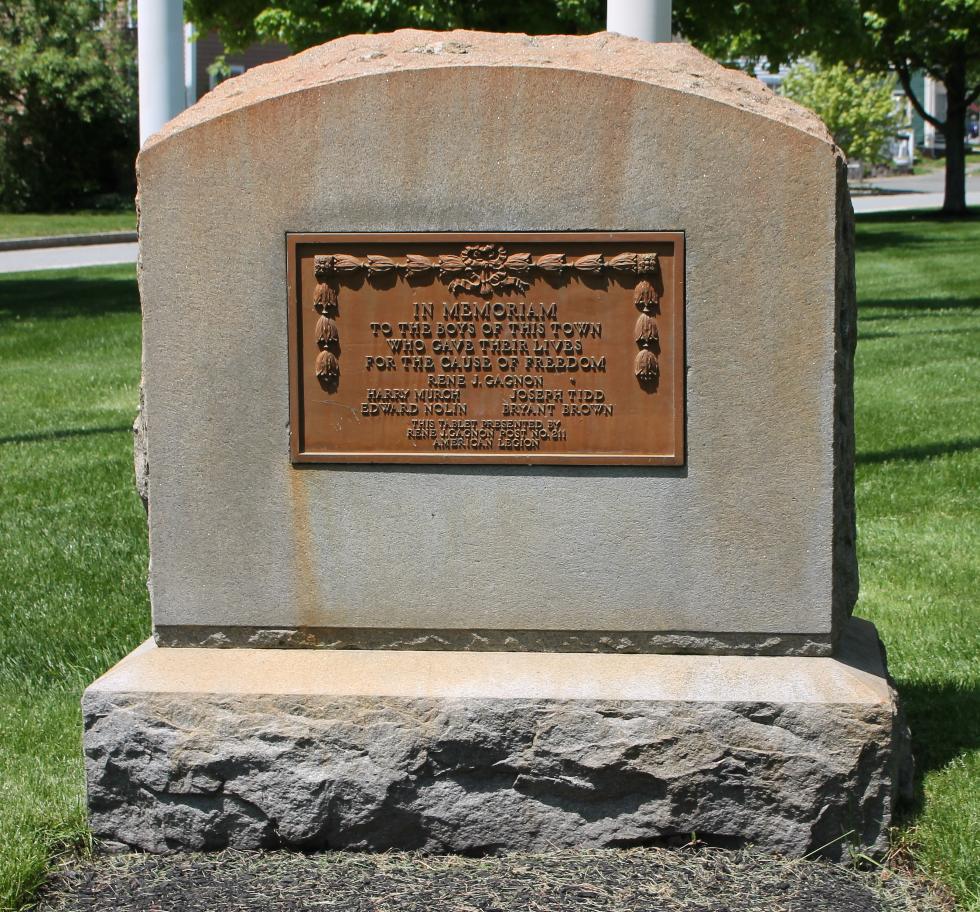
(287, 232, 684, 465)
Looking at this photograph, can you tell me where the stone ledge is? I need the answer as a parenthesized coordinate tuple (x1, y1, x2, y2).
(96, 620, 882, 703)
(153, 625, 834, 657)
(84, 619, 910, 857)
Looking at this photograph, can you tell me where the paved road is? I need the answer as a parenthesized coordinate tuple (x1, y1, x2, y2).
(0, 241, 138, 274)
(853, 190, 980, 213)
(852, 166, 980, 213)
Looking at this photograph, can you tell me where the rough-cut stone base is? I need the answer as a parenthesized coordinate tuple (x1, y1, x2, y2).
(83, 619, 910, 858)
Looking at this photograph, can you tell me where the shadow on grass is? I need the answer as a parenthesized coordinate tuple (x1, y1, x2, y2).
(855, 207, 980, 223)
(858, 295, 980, 313)
(0, 424, 131, 446)
(859, 326, 979, 341)
(0, 269, 138, 321)
(854, 208, 980, 255)
(896, 680, 980, 817)
(858, 438, 980, 466)
(856, 231, 941, 254)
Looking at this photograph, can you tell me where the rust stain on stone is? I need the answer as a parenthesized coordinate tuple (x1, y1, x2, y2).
(285, 465, 322, 630)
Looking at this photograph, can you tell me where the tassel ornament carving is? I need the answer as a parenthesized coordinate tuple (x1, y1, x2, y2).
(634, 349, 659, 382)
(315, 350, 340, 382)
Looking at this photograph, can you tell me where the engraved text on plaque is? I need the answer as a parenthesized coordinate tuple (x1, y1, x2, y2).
(287, 232, 684, 464)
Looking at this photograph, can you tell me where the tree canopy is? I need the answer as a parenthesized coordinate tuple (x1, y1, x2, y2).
(0, 0, 138, 211)
(679, 0, 980, 213)
(185, 0, 603, 51)
(781, 62, 901, 168)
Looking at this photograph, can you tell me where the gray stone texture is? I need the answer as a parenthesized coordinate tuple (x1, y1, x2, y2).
(153, 624, 833, 655)
(832, 165, 860, 634)
(133, 381, 149, 510)
(137, 31, 857, 649)
(84, 620, 910, 856)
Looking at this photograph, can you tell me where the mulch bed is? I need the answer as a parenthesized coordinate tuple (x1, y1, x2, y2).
(32, 846, 948, 912)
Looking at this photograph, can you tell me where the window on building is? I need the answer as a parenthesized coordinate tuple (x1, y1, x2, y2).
(209, 64, 246, 91)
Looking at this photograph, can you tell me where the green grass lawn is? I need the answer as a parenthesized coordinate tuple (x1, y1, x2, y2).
(0, 210, 136, 241)
(0, 267, 148, 910)
(852, 213, 980, 907)
(0, 215, 978, 910)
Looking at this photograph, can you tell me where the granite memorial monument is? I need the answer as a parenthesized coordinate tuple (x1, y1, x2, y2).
(84, 30, 910, 857)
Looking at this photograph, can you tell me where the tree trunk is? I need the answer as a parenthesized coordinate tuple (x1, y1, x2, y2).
(942, 66, 968, 216)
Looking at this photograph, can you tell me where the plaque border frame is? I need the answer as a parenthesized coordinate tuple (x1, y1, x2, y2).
(286, 231, 685, 466)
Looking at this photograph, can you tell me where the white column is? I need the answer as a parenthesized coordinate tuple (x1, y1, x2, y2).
(184, 22, 198, 108)
(923, 76, 938, 150)
(137, 0, 186, 145)
(607, 0, 672, 42)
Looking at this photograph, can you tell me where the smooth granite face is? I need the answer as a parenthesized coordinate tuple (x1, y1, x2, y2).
(137, 30, 856, 648)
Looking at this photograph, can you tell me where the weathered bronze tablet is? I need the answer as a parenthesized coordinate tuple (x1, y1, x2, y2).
(287, 232, 684, 464)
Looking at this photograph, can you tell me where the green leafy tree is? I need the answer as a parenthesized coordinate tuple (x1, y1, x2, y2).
(781, 61, 901, 170)
(185, 0, 602, 51)
(0, 0, 138, 211)
(676, 0, 980, 216)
